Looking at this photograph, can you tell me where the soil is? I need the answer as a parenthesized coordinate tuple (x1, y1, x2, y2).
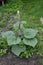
(0, 52, 43, 65)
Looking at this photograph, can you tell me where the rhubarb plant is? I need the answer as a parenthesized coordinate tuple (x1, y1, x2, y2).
(1, 11, 38, 57)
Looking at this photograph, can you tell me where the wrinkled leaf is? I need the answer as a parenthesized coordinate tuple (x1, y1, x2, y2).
(1, 31, 15, 38)
(12, 45, 26, 56)
(1, 30, 21, 45)
(23, 38, 38, 48)
(24, 29, 38, 38)
(7, 36, 21, 45)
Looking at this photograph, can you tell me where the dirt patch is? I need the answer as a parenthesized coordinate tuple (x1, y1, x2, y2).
(0, 52, 43, 65)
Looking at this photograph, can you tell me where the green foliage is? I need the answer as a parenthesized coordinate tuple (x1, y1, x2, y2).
(23, 29, 38, 38)
(12, 45, 26, 56)
(0, 22, 5, 27)
(41, 59, 43, 65)
(8, 22, 13, 29)
(23, 38, 37, 48)
(0, 13, 8, 28)
(0, 49, 7, 56)
(0, 37, 8, 56)
(1, 20, 38, 58)
(0, 0, 43, 57)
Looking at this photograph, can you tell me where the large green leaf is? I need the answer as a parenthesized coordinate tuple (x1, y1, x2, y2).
(7, 36, 21, 46)
(24, 29, 38, 38)
(12, 45, 26, 56)
(23, 38, 38, 48)
(1, 31, 21, 46)
(1, 31, 15, 38)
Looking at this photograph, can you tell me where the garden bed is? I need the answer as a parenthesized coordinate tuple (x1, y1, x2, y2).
(0, 52, 43, 65)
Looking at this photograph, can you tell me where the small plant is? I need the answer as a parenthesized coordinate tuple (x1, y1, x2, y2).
(1, 11, 38, 58)
(0, 37, 8, 56)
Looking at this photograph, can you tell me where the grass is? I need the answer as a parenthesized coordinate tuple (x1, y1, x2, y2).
(0, 0, 43, 55)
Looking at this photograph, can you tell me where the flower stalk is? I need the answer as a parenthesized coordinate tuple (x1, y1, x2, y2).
(17, 11, 21, 36)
